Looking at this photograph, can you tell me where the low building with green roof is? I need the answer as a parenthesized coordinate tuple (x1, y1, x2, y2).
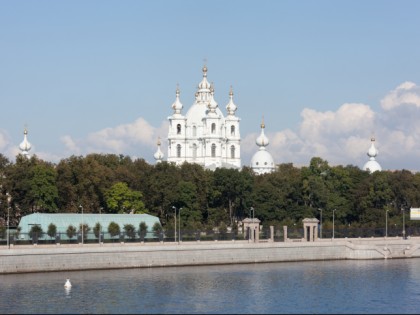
(18, 213, 161, 241)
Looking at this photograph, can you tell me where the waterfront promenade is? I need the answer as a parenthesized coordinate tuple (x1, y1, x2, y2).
(1, 236, 420, 274)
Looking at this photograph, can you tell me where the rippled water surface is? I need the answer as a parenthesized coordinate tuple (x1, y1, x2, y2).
(1, 259, 420, 314)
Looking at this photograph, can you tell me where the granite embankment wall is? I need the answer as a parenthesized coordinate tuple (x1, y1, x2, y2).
(1, 238, 420, 274)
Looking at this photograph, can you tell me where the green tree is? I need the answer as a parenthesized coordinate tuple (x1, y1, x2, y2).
(79, 224, 90, 240)
(0, 224, 5, 239)
(219, 222, 228, 239)
(211, 168, 253, 226)
(66, 225, 76, 240)
(29, 163, 59, 213)
(29, 224, 43, 239)
(138, 222, 148, 240)
(93, 222, 102, 239)
(105, 182, 147, 214)
(47, 223, 57, 239)
(152, 222, 162, 238)
(145, 162, 181, 221)
(108, 221, 120, 238)
(123, 224, 136, 239)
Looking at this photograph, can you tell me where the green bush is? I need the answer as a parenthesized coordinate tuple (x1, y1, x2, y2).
(138, 222, 148, 239)
(152, 222, 163, 238)
(47, 223, 57, 238)
(29, 225, 43, 239)
(108, 221, 120, 238)
(66, 225, 77, 239)
(79, 223, 90, 240)
(123, 224, 136, 239)
(93, 222, 102, 239)
(0, 225, 5, 239)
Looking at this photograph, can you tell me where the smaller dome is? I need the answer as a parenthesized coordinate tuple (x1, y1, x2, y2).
(363, 160, 382, 173)
(256, 122, 269, 147)
(250, 118, 275, 175)
(226, 87, 237, 116)
(207, 83, 218, 113)
(251, 150, 275, 174)
(363, 136, 382, 173)
(19, 128, 32, 156)
(367, 138, 378, 158)
(171, 85, 183, 114)
(198, 66, 211, 90)
(154, 138, 164, 163)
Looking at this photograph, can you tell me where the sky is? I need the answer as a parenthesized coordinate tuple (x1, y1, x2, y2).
(1, 0, 420, 171)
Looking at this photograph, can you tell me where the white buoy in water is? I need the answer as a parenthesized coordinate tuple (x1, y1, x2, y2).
(64, 279, 72, 288)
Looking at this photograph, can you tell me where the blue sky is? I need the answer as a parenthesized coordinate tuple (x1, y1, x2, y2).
(1, 0, 420, 171)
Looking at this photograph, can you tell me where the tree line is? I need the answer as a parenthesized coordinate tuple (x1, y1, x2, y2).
(1, 153, 420, 233)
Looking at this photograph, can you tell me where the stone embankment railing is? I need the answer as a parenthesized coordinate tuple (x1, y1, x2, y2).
(1, 236, 420, 274)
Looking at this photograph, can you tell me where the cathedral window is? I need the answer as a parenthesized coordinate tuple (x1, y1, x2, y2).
(177, 144, 182, 158)
(211, 123, 216, 134)
(211, 144, 216, 157)
(193, 126, 197, 137)
(177, 124, 181, 134)
(230, 145, 235, 159)
(231, 125, 235, 136)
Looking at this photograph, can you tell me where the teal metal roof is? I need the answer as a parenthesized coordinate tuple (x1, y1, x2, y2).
(18, 213, 161, 236)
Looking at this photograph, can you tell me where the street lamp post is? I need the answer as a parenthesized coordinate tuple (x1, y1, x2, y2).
(99, 207, 103, 244)
(7, 205, 10, 249)
(6, 193, 11, 249)
(250, 207, 255, 241)
(318, 208, 323, 239)
(178, 208, 182, 244)
(172, 206, 177, 243)
(333, 209, 337, 240)
(385, 209, 389, 238)
(402, 207, 406, 239)
(79, 205, 84, 244)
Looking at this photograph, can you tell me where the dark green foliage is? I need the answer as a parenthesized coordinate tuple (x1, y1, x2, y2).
(123, 224, 136, 239)
(0, 224, 5, 239)
(47, 223, 57, 238)
(79, 223, 90, 240)
(66, 225, 76, 239)
(29, 224, 43, 239)
(2, 152, 420, 235)
(93, 222, 102, 239)
(138, 222, 148, 239)
(108, 221, 120, 237)
(218, 222, 227, 236)
(152, 222, 162, 237)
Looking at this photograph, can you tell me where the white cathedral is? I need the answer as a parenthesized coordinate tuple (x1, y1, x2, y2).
(155, 65, 380, 176)
(153, 65, 278, 174)
(164, 65, 241, 170)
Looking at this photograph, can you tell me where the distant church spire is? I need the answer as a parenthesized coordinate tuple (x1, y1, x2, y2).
(154, 137, 164, 163)
(250, 117, 275, 175)
(363, 136, 382, 173)
(19, 127, 32, 158)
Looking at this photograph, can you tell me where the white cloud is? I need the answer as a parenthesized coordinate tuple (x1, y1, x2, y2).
(57, 118, 169, 163)
(381, 81, 420, 110)
(60, 135, 81, 155)
(0, 130, 9, 150)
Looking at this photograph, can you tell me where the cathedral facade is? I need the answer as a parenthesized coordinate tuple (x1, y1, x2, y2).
(166, 65, 241, 170)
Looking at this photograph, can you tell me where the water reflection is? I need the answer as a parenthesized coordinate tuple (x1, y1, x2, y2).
(0, 260, 420, 314)
(64, 286, 71, 298)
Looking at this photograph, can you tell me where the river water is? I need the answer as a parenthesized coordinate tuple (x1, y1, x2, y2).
(1, 259, 420, 314)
